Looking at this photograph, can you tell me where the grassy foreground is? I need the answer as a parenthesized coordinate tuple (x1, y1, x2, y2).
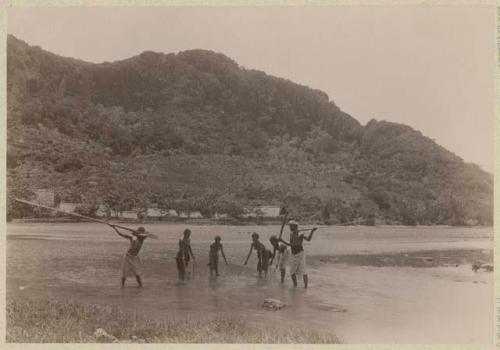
(7, 299, 340, 343)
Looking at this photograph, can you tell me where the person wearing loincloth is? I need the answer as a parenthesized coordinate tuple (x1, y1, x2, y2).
(111, 225, 148, 287)
(208, 235, 228, 276)
(243, 233, 271, 278)
(176, 228, 195, 281)
(279, 220, 316, 288)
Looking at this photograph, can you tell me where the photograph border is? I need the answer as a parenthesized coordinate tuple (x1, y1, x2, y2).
(0, 1, 497, 349)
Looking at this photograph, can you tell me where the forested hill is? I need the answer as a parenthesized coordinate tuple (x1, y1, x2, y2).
(7, 35, 493, 225)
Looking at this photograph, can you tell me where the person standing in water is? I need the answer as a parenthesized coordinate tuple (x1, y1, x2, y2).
(111, 225, 148, 288)
(208, 235, 228, 276)
(279, 220, 317, 288)
(275, 244, 290, 283)
(243, 233, 271, 278)
(176, 228, 195, 281)
(269, 235, 280, 265)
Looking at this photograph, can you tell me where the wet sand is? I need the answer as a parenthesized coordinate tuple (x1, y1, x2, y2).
(313, 248, 493, 268)
(6, 223, 494, 343)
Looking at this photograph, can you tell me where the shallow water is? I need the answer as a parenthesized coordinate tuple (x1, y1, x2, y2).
(6, 223, 494, 343)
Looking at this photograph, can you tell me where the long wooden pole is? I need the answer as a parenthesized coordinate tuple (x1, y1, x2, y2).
(277, 208, 288, 240)
(270, 207, 288, 265)
(15, 198, 158, 239)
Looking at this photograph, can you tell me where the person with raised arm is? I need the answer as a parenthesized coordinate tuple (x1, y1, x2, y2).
(279, 220, 317, 288)
(111, 225, 148, 288)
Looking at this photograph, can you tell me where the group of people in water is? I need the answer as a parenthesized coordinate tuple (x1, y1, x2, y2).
(110, 220, 317, 288)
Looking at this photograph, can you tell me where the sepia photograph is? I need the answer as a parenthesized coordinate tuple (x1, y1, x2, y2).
(4, 4, 495, 344)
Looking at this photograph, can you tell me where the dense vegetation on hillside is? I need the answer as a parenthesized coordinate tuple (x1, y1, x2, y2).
(7, 35, 493, 225)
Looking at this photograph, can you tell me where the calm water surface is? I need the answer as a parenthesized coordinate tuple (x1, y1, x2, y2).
(7, 223, 494, 343)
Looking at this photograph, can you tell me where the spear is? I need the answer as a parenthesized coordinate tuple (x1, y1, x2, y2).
(15, 198, 158, 239)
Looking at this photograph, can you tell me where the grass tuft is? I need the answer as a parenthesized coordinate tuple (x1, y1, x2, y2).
(7, 298, 340, 343)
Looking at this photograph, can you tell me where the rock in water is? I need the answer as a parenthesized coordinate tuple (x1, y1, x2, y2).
(262, 298, 286, 311)
(94, 328, 119, 343)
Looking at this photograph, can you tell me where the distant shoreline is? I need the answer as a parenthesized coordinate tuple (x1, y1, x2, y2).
(8, 217, 492, 228)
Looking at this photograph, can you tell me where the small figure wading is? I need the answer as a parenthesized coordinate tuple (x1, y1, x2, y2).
(243, 232, 271, 278)
(279, 220, 317, 288)
(269, 235, 280, 265)
(111, 225, 148, 288)
(208, 235, 228, 276)
(275, 244, 290, 283)
(176, 228, 196, 281)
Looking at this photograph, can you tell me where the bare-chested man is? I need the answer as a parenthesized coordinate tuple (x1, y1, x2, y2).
(279, 220, 316, 288)
(111, 225, 148, 287)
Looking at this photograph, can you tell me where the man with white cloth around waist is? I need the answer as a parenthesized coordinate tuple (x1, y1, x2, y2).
(279, 220, 317, 288)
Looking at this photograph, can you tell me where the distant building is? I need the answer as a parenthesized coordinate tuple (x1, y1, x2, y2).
(59, 202, 79, 213)
(96, 204, 109, 218)
(243, 205, 280, 218)
(90, 207, 207, 220)
(147, 208, 163, 218)
(180, 211, 203, 218)
(213, 212, 229, 219)
(35, 189, 55, 207)
(121, 211, 138, 219)
(161, 209, 204, 218)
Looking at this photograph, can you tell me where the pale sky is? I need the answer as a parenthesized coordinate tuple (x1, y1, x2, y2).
(7, 5, 495, 172)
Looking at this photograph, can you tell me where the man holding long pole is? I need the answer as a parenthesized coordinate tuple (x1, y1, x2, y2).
(14, 198, 158, 239)
(15, 199, 156, 287)
(279, 220, 316, 288)
(110, 225, 148, 288)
